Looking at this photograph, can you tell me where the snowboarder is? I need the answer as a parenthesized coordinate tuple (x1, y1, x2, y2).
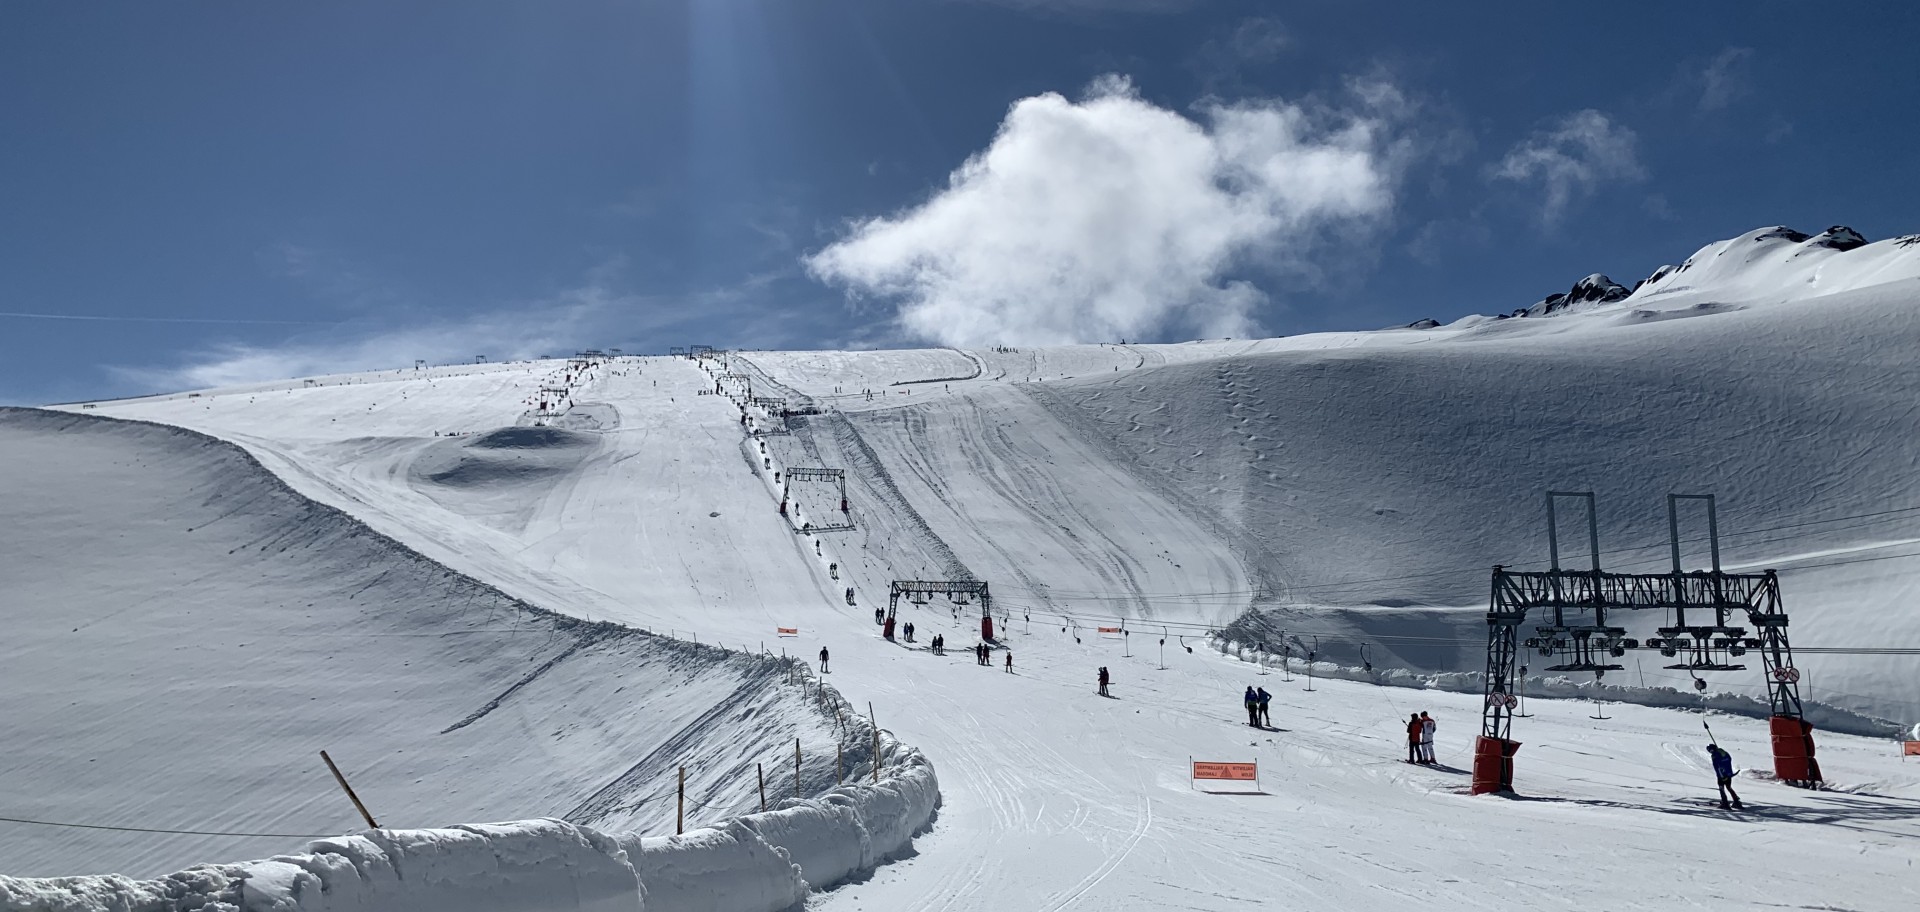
(1419, 712, 1436, 764)
(1004, 651, 1013, 673)
(1406, 713, 1423, 763)
(1097, 666, 1110, 696)
(1244, 687, 1259, 726)
(1706, 743, 1743, 809)
(819, 646, 830, 674)
(1256, 687, 1272, 727)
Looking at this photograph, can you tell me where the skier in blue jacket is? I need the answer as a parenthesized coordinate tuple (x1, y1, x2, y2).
(1706, 744, 1742, 809)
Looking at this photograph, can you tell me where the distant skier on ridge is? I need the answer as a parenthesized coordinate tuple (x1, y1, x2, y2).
(819, 646, 830, 674)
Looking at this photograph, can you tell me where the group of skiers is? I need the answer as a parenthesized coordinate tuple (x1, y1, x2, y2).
(826, 633, 1749, 808)
(1243, 686, 1273, 727)
(972, 641, 1011, 671)
(1406, 712, 1437, 763)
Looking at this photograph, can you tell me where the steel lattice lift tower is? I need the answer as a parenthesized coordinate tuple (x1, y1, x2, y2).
(779, 467, 853, 532)
(889, 580, 995, 641)
(1475, 492, 1818, 794)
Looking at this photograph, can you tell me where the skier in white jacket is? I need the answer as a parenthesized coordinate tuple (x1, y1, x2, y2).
(1418, 712, 1437, 764)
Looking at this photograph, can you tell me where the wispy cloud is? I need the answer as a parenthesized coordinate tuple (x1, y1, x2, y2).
(0, 311, 335, 326)
(1190, 16, 1289, 90)
(1697, 47, 1755, 112)
(806, 74, 1412, 347)
(963, 0, 1201, 15)
(1225, 16, 1288, 63)
(110, 266, 798, 393)
(1488, 109, 1643, 226)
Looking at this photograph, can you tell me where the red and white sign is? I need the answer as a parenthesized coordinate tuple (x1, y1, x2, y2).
(1097, 626, 1123, 634)
(777, 627, 799, 636)
(1903, 741, 1920, 757)
(1192, 760, 1258, 783)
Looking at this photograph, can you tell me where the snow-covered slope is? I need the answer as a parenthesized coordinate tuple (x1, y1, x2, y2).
(1504, 224, 1920, 322)
(737, 281, 1920, 726)
(0, 408, 847, 879)
(29, 223, 1920, 911)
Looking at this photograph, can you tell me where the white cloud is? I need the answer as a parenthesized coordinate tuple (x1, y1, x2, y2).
(1698, 47, 1754, 111)
(1489, 110, 1643, 226)
(805, 75, 1405, 347)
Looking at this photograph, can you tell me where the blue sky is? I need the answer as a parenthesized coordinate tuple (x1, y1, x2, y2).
(3, 1, 1916, 403)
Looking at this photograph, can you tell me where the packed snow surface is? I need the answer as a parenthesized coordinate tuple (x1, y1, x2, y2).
(0, 408, 857, 882)
(21, 225, 1920, 909)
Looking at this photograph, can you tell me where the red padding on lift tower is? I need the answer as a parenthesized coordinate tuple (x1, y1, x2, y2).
(981, 616, 994, 641)
(1471, 735, 1521, 794)
(1769, 715, 1822, 784)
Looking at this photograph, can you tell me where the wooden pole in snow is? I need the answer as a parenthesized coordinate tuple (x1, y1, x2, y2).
(677, 766, 685, 835)
(758, 762, 766, 812)
(794, 737, 802, 798)
(320, 750, 379, 829)
(870, 703, 880, 783)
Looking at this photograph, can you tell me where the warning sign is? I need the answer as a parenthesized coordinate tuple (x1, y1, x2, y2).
(1097, 626, 1123, 634)
(777, 627, 799, 636)
(1191, 761, 1258, 781)
(1903, 741, 1920, 757)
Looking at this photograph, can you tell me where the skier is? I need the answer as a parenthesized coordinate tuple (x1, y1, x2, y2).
(978, 643, 989, 666)
(904, 621, 914, 643)
(875, 607, 884, 625)
(1706, 743, 1743, 809)
(1406, 713, 1423, 763)
(1004, 651, 1013, 673)
(1256, 686, 1272, 728)
(819, 646, 830, 674)
(1097, 666, 1110, 697)
(1244, 687, 1259, 727)
(1419, 712, 1436, 764)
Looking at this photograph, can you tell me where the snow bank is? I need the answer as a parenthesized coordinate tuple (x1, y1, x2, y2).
(631, 678, 940, 903)
(0, 820, 640, 912)
(620, 821, 801, 912)
(0, 686, 940, 912)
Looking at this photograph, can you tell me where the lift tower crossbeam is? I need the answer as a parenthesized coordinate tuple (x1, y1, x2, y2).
(1476, 492, 1816, 795)
(888, 580, 995, 640)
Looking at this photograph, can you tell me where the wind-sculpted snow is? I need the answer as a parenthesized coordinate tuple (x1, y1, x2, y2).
(0, 408, 850, 879)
